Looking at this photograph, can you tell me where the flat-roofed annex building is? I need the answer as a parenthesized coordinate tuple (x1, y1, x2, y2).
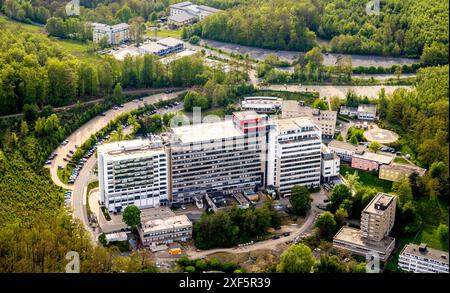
(282, 100, 337, 138)
(138, 214, 192, 246)
(168, 1, 222, 26)
(98, 138, 169, 213)
(333, 192, 397, 262)
(399, 243, 449, 273)
(168, 111, 269, 204)
(351, 151, 393, 171)
(379, 163, 426, 182)
(267, 117, 322, 196)
(241, 96, 283, 114)
(327, 140, 366, 162)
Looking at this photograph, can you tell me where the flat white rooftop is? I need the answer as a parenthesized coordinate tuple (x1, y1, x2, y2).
(353, 151, 393, 164)
(140, 42, 167, 53)
(98, 138, 164, 160)
(141, 214, 192, 233)
(113, 48, 140, 60)
(157, 37, 184, 47)
(364, 192, 395, 215)
(276, 117, 318, 133)
(233, 111, 265, 121)
(172, 120, 243, 144)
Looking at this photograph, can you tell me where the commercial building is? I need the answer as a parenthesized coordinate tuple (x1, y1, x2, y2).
(167, 111, 269, 204)
(333, 193, 397, 262)
(92, 22, 130, 45)
(138, 215, 192, 246)
(241, 96, 283, 114)
(267, 117, 322, 196)
(351, 151, 393, 171)
(282, 100, 337, 138)
(379, 163, 426, 182)
(321, 144, 340, 182)
(98, 138, 169, 213)
(156, 37, 185, 54)
(327, 140, 366, 162)
(398, 243, 449, 273)
(357, 104, 377, 120)
(168, 1, 222, 26)
(139, 38, 185, 57)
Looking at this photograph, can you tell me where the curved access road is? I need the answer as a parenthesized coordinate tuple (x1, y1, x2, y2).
(184, 208, 320, 259)
(47, 90, 186, 190)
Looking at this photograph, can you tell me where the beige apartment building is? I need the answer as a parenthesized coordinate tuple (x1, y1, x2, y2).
(379, 163, 426, 182)
(92, 23, 130, 45)
(333, 192, 397, 262)
(282, 100, 337, 138)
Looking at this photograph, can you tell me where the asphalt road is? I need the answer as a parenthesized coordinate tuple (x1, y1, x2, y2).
(62, 99, 185, 241)
(47, 90, 186, 190)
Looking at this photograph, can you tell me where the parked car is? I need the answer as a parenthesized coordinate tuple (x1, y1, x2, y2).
(272, 235, 280, 240)
(282, 232, 290, 237)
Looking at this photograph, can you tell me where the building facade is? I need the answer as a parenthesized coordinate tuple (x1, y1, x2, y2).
(139, 37, 185, 57)
(339, 106, 358, 117)
(398, 243, 449, 273)
(360, 192, 396, 242)
(168, 111, 269, 204)
(351, 152, 393, 171)
(92, 23, 130, 45)
(379, 163, 427, 182)
(241, 96, 283, 114)
(282, 100, 337, 138)
(357, 104, 377, 120)
(98, 138, 169, 213)
(267, 117, 322, 196)
(321, 144, 340, 182)
(138, 215, 192, 246)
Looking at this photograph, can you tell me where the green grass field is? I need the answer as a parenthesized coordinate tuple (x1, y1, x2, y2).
(0, 15, 44, 33)
(146, 29, 182, 39)
(49, 37, 102, 64)
(340, 163, 393, 193)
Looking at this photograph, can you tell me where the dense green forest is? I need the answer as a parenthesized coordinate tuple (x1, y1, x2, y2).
(3, 0, 448, 58)
(188, 0, 449, 58)
(0, 18, 228, 116)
